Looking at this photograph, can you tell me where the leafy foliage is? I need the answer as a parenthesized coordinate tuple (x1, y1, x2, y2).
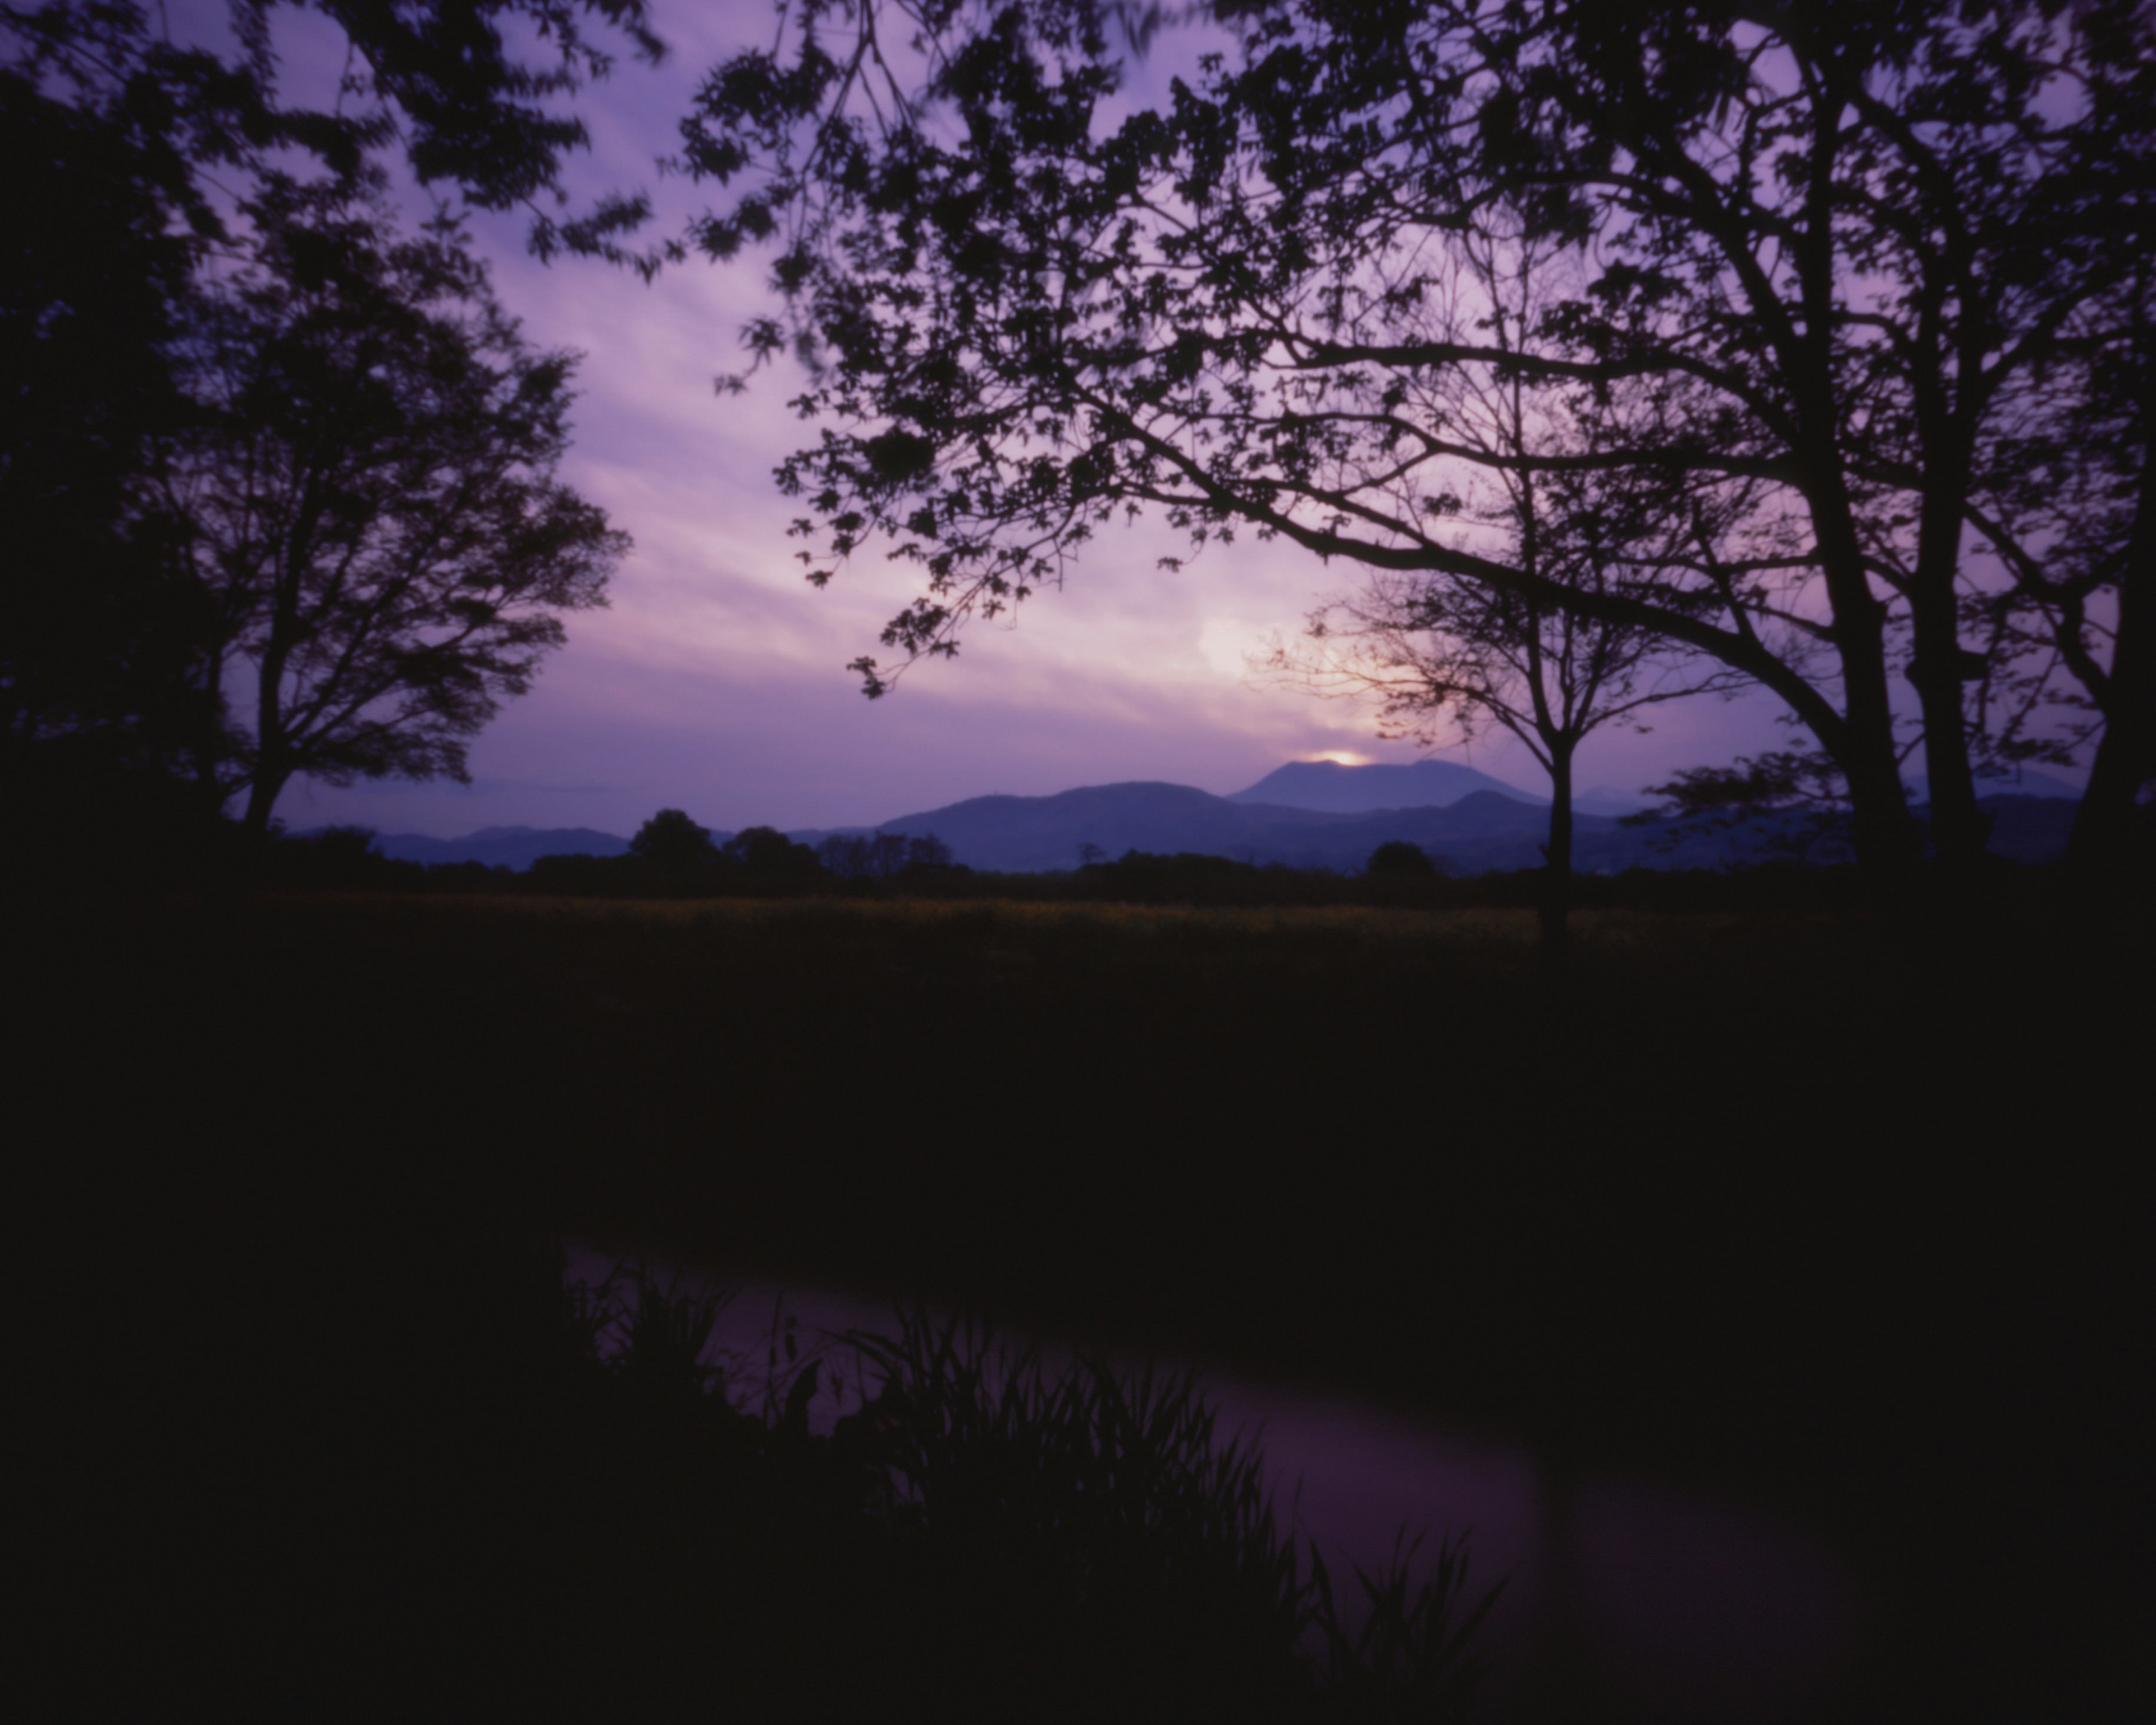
(175, 172, 625, 832)
(1631, 748, 1854, 865)
(1365, 840, 1436, 878)
(0, 62, 219, 790)
(721, 824, 826, 882)
(628, 807, 720, 868)
(2, 0, 667, 248)
(679, 0, 2156, 874)
(2, 2, 645, 838)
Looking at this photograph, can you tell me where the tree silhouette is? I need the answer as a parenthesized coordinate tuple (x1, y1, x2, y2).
(172, 172, 625, 834)
(680, 0, 2156, 886)
(1972, 236, 2156, 871)
(1262, 213, 1749, 949)
(1364, 841, 1435, 879)
(2, 1, 666, 246)
(3, 0, 656, 836)
(721, 825, 825, 884)
(0, 65, 222, 809)
(629, 808, 720, 870)
(817, 830, 957, 880)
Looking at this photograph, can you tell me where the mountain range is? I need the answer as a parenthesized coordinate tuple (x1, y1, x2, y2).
(1225, 757, 1648, 818)
(344, 759, 2089, 875)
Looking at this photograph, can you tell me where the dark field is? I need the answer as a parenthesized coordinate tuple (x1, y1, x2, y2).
(17, 892, 2150, 1719)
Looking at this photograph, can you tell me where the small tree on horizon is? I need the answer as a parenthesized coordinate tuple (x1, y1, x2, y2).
(629, 808, 719, 871)
(1365, 841, 1437, 879)
(818, 830, 957, 880)
(721, 825, 824, 884)
(1263, 218, 1751, 956)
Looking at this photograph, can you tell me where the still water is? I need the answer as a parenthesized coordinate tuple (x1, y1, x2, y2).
(568, 1249, 1859, 1721)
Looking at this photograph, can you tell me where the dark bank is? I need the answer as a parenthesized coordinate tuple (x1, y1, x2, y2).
(17, 886, 2149, 1719)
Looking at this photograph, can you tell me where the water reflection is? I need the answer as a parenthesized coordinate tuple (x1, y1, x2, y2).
(568, 1251, 1858, 1720)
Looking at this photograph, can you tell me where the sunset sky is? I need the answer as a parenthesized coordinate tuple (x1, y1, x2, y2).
(261, 0, 1803, 838)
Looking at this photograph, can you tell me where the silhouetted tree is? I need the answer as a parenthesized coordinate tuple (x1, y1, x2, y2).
(1364, 842, 1435, 879)
(0, 65, 223, 811)
(629, 808, 720, 870)
(1630, 747, 1854, 867)
(817, 830, 902, 879)
(2, 0, 658, 837)
(1972, 229, 2156, 874)
(261, 822, 398, 890)
(816, 830, 954, 880)
(898, 833, 956, 873)
(172, 172, 625, 834)
(2, 1, 665, 244)
(679, 0, 2156, 888)
(1263, 212, 1750, 951)
(721, 825, 824, 885)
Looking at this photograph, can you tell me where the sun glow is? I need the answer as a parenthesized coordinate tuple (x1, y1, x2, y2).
(1309, 750, 1372, 766)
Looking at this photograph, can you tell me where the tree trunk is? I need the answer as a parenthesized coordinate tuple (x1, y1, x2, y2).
(243, 632, 293, 840)
(1538, 742, 1575, 974)
(2067, 638, 2153, 883)
(1799, 493, 1925, 883)
(1901, 346, 1990, 876)
(1782, 408, 1922, 882)
(1844, 764, 1924, 915)
(2069, 723, 2152, 875)
(2068, 390, 2155, 879)
(241, 766, 288, 839)
(1906, 646, 1991, 875)
(1784, 128, 1926, 888)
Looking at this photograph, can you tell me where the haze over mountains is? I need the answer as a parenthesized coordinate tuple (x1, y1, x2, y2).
(348, 758, 2090, 875)
(862, 783, 1578, 873)
(1225, 757, 1650, 818)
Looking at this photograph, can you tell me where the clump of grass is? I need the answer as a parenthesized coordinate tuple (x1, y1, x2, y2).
(567, 1267, 1504, 1722)
(1308, 1530, 1503, 1720)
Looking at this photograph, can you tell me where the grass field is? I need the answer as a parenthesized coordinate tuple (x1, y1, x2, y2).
(17, 889, 2149, 1718)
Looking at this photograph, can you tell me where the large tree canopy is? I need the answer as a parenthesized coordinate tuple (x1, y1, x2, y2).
(682, 0, 2156, 879)
(1, 0, 666, 242)
(174, 173, 626, 834)
(0, 62, 215, 793)
(2, 1, 649, 843)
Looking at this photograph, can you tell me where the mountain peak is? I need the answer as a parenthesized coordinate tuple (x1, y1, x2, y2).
(1227, 757, 1546, 814)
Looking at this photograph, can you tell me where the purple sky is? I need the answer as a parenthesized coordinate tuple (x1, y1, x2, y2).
(261, 1, 1803, 837)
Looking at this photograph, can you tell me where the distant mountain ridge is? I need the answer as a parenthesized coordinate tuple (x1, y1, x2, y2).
(1227, 757, 1650, 818)
(1227, 757, 1545, 811)
(322, 761, 2091, 873)
(870, 781, 1577, 873)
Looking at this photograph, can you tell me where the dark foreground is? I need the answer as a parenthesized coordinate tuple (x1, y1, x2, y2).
(16, 892, 2150, 1719)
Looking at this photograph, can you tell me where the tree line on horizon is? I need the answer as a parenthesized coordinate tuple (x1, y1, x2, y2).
(249, 805, 1903, 915)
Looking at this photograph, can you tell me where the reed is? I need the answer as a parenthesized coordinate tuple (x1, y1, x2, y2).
(568, 1266, 1506, 1721)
